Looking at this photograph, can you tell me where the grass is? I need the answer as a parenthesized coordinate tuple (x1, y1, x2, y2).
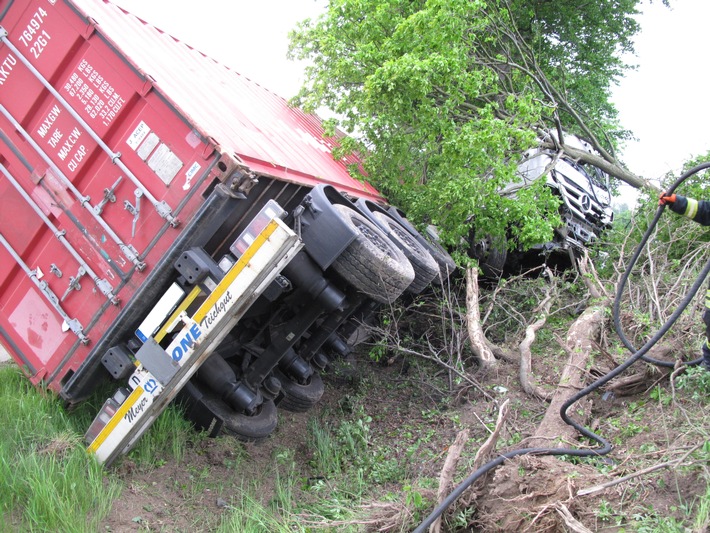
(216, 489, 295, 533)
(0, 363, 201, 531)
(0, 358, 385, 531)
(307, 416, 343, 476)
(1, 334, 709, 532)
(127, 404, 194, 465)
(0, 365, 120, 531)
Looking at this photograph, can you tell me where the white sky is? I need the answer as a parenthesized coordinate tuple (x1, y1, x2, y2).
(612, 0, 710, 204)
(110, 0, 326, 99)
(111, 0, 709, 204)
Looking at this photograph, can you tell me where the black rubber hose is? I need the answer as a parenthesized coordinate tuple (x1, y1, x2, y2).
(413, 305, 674, 533)
(413, 162, 710, 533)
(614, 161, 710, 368)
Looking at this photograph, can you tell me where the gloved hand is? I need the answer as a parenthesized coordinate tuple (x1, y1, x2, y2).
(658, 192, 677, 206)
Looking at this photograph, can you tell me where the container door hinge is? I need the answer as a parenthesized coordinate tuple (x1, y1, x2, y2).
(96, 277, 120, 305)
(201, 137, 220, 160)
(140, 75, 156, 97)
(121, 244, 145, 271)
(156, 201, 179, 227)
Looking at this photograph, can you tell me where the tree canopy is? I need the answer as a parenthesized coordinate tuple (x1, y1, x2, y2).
(289, 0, 658, 250)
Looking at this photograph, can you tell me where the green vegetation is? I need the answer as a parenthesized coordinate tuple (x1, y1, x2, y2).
(6, 199, 710, 532)
(289, 0, 651, 251)
(2, 325, 708, 532)
(5, 1, 710, 531)
(0, 365, 120, 531)
(215, 489, 294, 533)
(677, 365, 710, 402)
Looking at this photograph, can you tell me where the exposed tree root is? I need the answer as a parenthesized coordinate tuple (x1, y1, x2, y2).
(430, 429, 470, 533)
(555, 502, 594, 533)
(475, 455, 601, 533)
(601, 345, 674, 396)
(527, 249, 611, 448)
(528, 300, 608, 448)
(466, 267, 497, 371)
(519, 268, 556, 401)
(473, 398, 510, 470)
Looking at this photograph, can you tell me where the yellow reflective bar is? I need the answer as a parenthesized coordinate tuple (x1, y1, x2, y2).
(154, 286, 203, 343)
(87, 386, 146, 454)
(193, 219, 280, 323)
(685, 198, 699, 220)
(154, 219, 280, 341)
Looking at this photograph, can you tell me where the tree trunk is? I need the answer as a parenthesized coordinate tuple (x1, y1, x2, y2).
(540, 141, 656, 191)
(519, 313, 554, 400)
(519, 270, 555, 400)
(430, 429, 470, 533)
(528, 299, 610, 448)
(465, 267, 497, 370)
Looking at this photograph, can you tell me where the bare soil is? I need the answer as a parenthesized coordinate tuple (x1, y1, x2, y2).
(101, 351, 706, 532)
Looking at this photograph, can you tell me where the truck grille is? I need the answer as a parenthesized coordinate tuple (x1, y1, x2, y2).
(555, 174, 613, 245)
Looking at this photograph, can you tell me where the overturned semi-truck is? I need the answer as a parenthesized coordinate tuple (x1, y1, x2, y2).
(0, 0, 455, 464)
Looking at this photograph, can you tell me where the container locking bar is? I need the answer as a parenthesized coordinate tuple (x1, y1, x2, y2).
(0, 162, 118, 305)
(0, 232, 88, 343)
(94, 176, 123, 216)
(0, 28, 178, 228)
(0, 107, 144, 269)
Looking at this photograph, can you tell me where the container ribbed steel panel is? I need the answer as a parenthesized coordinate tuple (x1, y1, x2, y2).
(69, 0, 379, 198)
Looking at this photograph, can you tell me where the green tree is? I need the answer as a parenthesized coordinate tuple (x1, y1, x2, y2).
(289, 0, 658, 250)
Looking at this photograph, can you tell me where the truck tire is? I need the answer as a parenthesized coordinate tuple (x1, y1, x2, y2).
(471, 234, 507, 278)
(273, 368, 324, 413)
(423, 225, 457, 283)
(203, 394, 278, 441)
(385, 205, 456, 283)
(371, 212, 438, 294)
(330, 204, 414, 303)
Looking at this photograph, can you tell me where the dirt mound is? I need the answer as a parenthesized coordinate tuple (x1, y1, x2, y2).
(475, 455, 603, 532)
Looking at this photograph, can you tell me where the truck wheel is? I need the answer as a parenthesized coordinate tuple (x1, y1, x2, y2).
(331, 204, 414, 303)
(423, 225, 457, 283)
(203, 395, 278, 441)
(273, 369, 324, 412)
(472, 235, 507, 278)
(371, 212, 438, 294)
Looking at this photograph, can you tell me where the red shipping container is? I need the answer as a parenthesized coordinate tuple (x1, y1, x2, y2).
(0, 0, 382, 399)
